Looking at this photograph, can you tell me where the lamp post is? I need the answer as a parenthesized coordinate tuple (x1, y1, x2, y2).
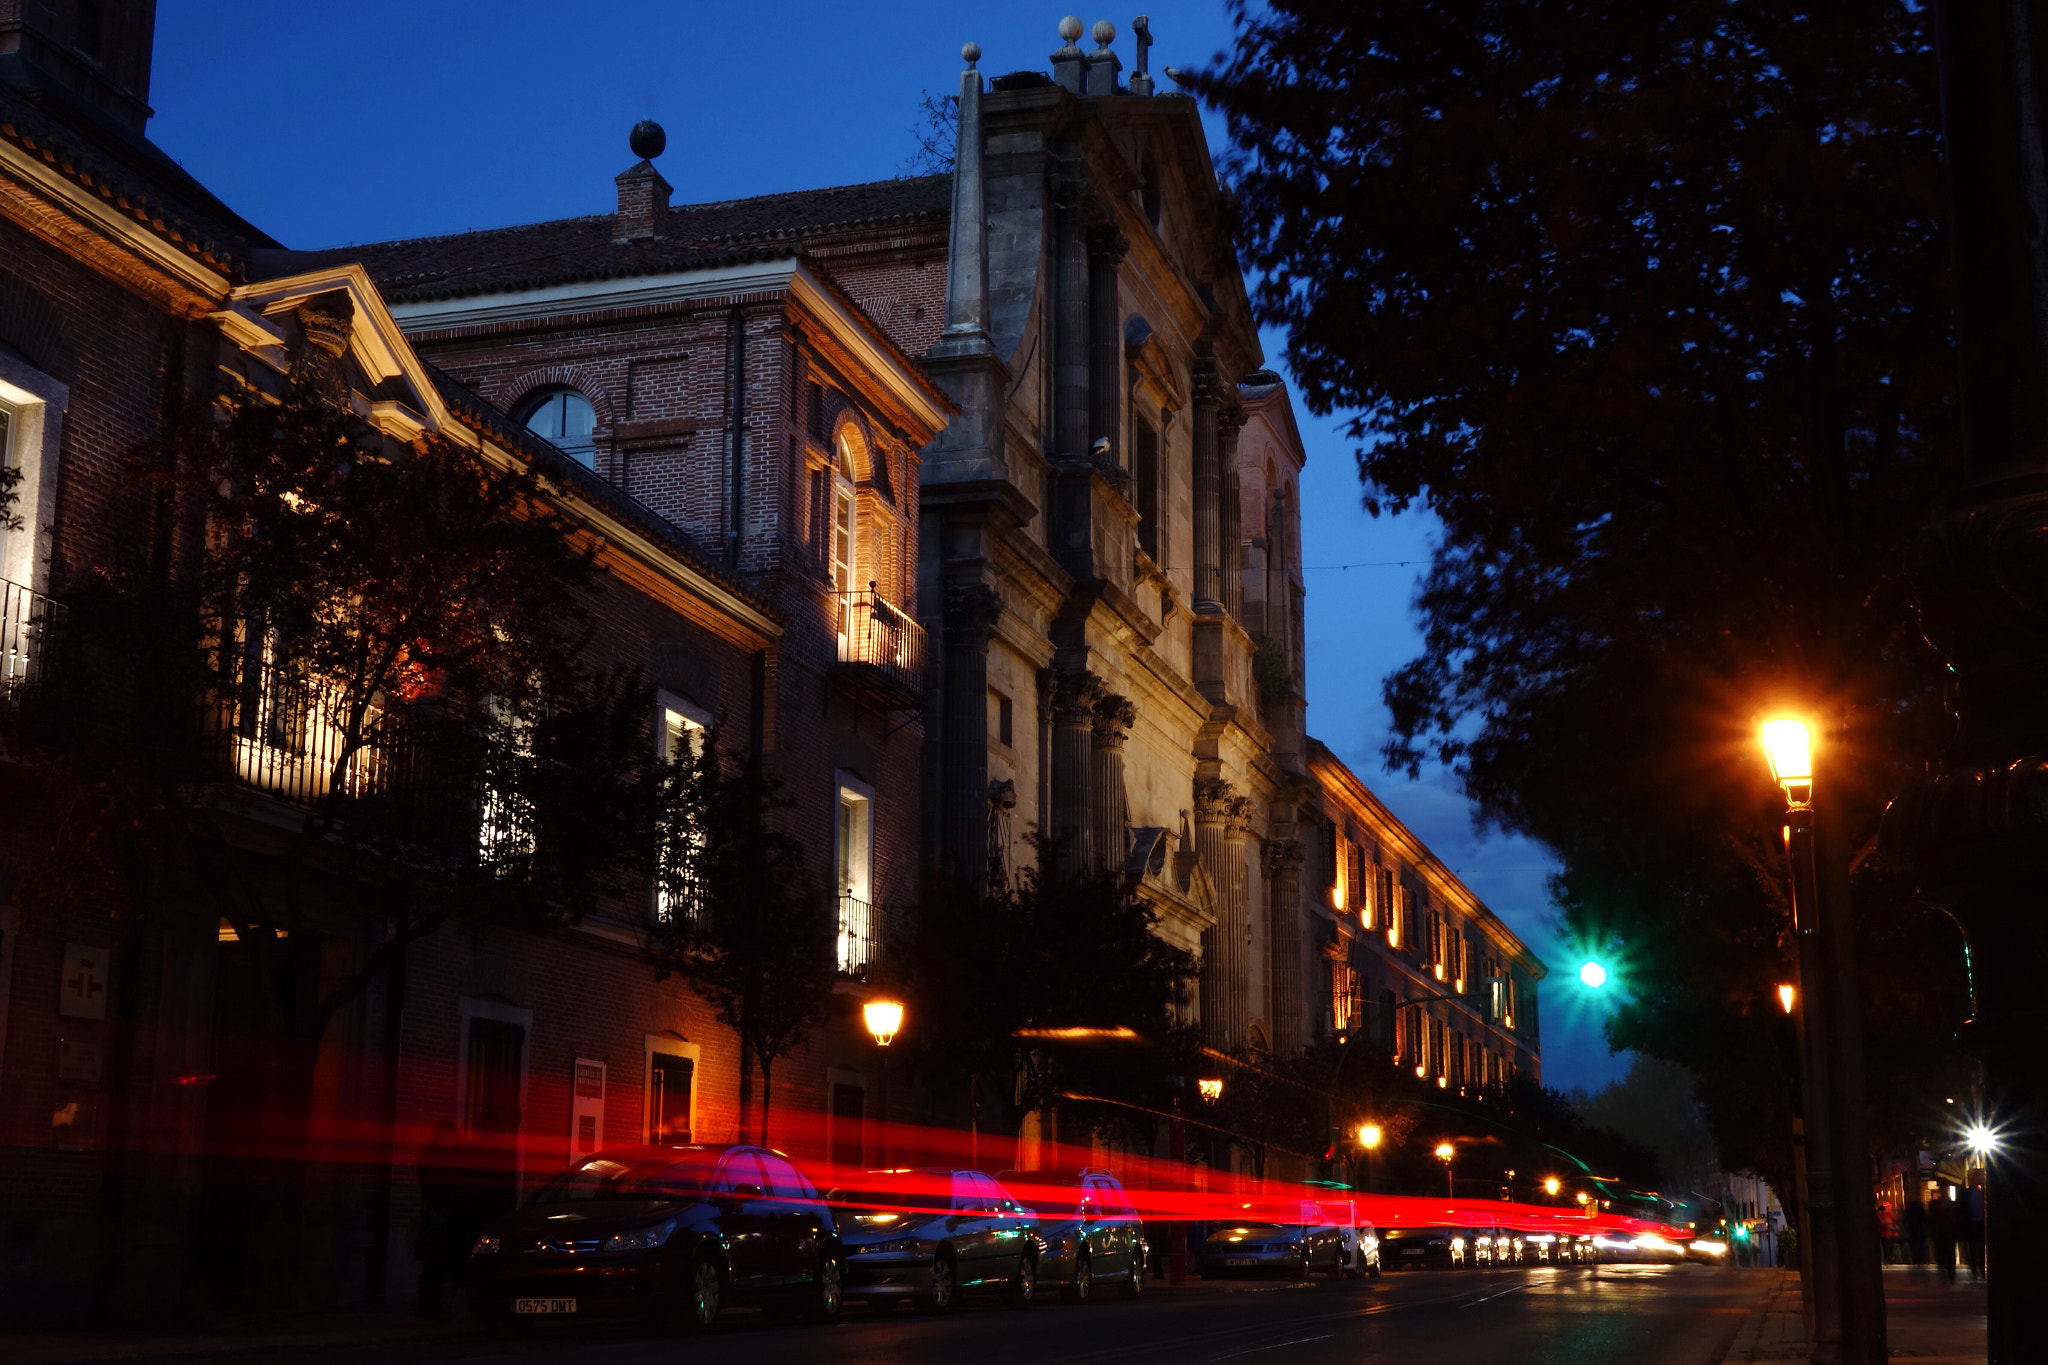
(1760, 717, 1884, 1365)
(1358, 1123, 1381, 1196)
(1544, 1176, 1561, 1201)
(1436, 1142, 1455, 1200)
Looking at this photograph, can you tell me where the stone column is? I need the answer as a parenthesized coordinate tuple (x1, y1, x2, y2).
(1263, 839, 1306, 1054)
(1195, 777, 1250, 1046)
(941, 581, 1003, 883)
(1225, 802, 1256, 1047)
(1219, 403, 1247, 621)
(1191, 367, 1222, 611)
(1089, 692, 1135, 875)
(1088, 226, 1128, 465)
(1048, 667, 1102, 878)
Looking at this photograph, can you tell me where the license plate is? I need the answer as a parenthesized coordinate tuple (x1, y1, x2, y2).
(1402, 1248, 1424, 1255)
(514, 1298, 577, 1314)
(1225, 1258, 1258, 1266)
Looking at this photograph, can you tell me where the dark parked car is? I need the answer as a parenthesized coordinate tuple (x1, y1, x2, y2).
(999, 1168, 1147, 1301)
(1378, 1224, 1463, 1270)
(466, 1145, 841, 1333)
(1197, 1203, 1348, 1279)
(830, 1170, 1042, 1314)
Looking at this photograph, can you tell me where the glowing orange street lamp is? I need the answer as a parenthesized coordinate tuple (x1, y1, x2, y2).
(864, 998, 904, 1047)
(1759, 716, 1815, 806)
(1544, 1176, 1562, 1198)
(1197, 1076, 1225, 1103)
(1435, 1142, 1455, 1199)
(1359, 1123, 1383, 1149)
(1778, 984, 1797, 1015)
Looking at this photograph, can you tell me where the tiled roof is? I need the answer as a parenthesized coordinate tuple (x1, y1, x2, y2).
(0, 77, 275, 280)
(275, 175, 952, 304)
(426, 364, 782, 625)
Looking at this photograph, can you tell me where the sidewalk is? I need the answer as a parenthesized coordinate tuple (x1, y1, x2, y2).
(1721, 1267, 1986, 1363)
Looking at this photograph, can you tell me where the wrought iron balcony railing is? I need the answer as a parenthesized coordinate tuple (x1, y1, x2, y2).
(0, 575, 60, 699)
(834, 585, 926, 704)
(836, 893, 881, 979)
(212, 652, 423, 809)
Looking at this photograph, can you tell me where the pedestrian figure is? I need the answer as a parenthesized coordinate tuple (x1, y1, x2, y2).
(415, 1121, 473, 1320)
(1959, 1179, 1985, 1281)
(1876, 1200, 1900, 1265)
(1925, 1186, 1960, 1284)
(1904, 1190, 1930, 1271)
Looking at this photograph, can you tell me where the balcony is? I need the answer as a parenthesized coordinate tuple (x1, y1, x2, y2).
(836, 893, 881, 979)
(212, 652, 423, 809)
(0, 575, 60, 702)
(832, 585, 926, 710)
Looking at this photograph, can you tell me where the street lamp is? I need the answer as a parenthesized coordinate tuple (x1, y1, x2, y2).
(1197, 1076, 1224, 1103)
(863, 998, 904, 1047)
(1758, 713, 1884, 1363)
(1544, 1176, 1561, 1198)
(1358, 1122, 1382, 1195)
(1436, 1142, 1455, 1200)
(1963, 1124, 1999, 1159)
(1578, 960, 1609, 989)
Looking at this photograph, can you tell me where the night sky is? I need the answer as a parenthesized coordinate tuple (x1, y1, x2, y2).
(150, 1, 1629, 1093)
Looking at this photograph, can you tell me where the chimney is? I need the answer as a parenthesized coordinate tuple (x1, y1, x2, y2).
(614, 120, 671, 243)
(0, 0, 158, 134)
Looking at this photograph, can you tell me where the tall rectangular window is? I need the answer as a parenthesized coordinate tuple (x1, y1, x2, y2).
(835, 783, 874, 975)
(465, 1018, 526, 1136)
(656, 704, 707, 924)
(1331, 961, 1359, 1035)
(993, 691, 1013, 748)
(831, 1082, 866, 1171)
(1134, 420, 1159, 560)
(650, 1051, 694, 1143)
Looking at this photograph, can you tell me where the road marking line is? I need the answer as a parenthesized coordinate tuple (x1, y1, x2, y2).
(1207, 1334, 1335, 1361)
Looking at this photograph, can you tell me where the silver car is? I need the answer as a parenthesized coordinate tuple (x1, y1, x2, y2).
(1197, 1202, 1348, 1279)
(998, 1167, 1147, 1301)
(832, 1170, 1042, 1314)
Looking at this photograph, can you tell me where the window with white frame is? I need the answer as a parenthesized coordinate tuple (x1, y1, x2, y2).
(0, 354, 66, 693)
(834, 773, 874, 975)
(656, 694, 710, 924)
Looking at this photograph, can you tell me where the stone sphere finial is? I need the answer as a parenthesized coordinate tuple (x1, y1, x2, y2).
(629, 120, 666, 161)
(962, 41, 981, 67)
(1058, 15, 1083, 41)
(1092, 19, 1116, 46)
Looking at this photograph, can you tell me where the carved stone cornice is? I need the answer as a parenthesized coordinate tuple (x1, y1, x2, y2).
(987, 778, 1018, 811)
(1194, 776, 1253, 830)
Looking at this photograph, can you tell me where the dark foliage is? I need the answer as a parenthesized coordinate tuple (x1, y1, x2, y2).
(644, 732, 837, 1143)
(1200, 0, 1971, 1173)
(895, 847, 1197, 1142)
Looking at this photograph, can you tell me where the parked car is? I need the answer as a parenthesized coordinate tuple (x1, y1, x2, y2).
(830, 1170, 1042, 1314)
(1197, 1202, 1348, 1279)
(1305, 1198, 1379, 1277)
(1377, 1224, 1464, 1270)
(466, 1145, 840, 1333)
(998, 1168, 1147, 1301)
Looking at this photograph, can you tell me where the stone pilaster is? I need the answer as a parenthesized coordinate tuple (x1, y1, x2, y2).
(1195, 777, 1253, 1046)
(940, 581, 1004, 882)
(1219, 402, 1247, 621)
(1089, 691, 1135, 875)
(1263, 838, 1306, 1054)
(1191, 367, 1222, 611)
(1048, 667, 1102, 877)
(1054, 175, 1092, 463)
(1088, 226, 1128, 466)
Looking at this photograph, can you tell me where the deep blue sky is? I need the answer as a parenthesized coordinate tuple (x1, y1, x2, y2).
(149, 2, 1628, 1093)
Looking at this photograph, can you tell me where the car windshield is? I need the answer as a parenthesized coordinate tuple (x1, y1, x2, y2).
(529, 1156, 715, 1204)
(829, 1188, 949, 1216)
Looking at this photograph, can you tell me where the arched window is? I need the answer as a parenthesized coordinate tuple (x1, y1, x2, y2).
(516, 387, 596, 468)
(831, 429, 858, 609)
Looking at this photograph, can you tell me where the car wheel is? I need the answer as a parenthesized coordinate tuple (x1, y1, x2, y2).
(806, 1254, 843, 1324)
(1120, 1247, 1145, 1299)
(1327, 1245, 1345, 1281)
(916, 1251, 956, 1314)
(1297, 1247, 1313, 1281)
(1064, 1250, 1094, 1303)
(679, 1252, 723, 1334)
(1369, 1252, 1382, 1278)
(1002, 1254, 1036, 1307)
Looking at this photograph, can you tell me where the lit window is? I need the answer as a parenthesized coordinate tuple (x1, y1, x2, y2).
(835, 782, 874, 976)
(656, 705, 707, 924)
(517, 387, 597, 468)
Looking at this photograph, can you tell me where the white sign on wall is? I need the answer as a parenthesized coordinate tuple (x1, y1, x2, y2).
(58, 942, 109, 1021)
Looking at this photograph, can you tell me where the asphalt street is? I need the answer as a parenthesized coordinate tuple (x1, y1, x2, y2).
(278, 1264, 1771, 1365)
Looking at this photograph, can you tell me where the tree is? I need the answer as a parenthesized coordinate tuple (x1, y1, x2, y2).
(896, 848, 1197, 1149)
(15, 380, 668, 1308)
(644, 733, 837, 1145)
(899, 90, 958, 177)
(1200, 1, 1968, 1168)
